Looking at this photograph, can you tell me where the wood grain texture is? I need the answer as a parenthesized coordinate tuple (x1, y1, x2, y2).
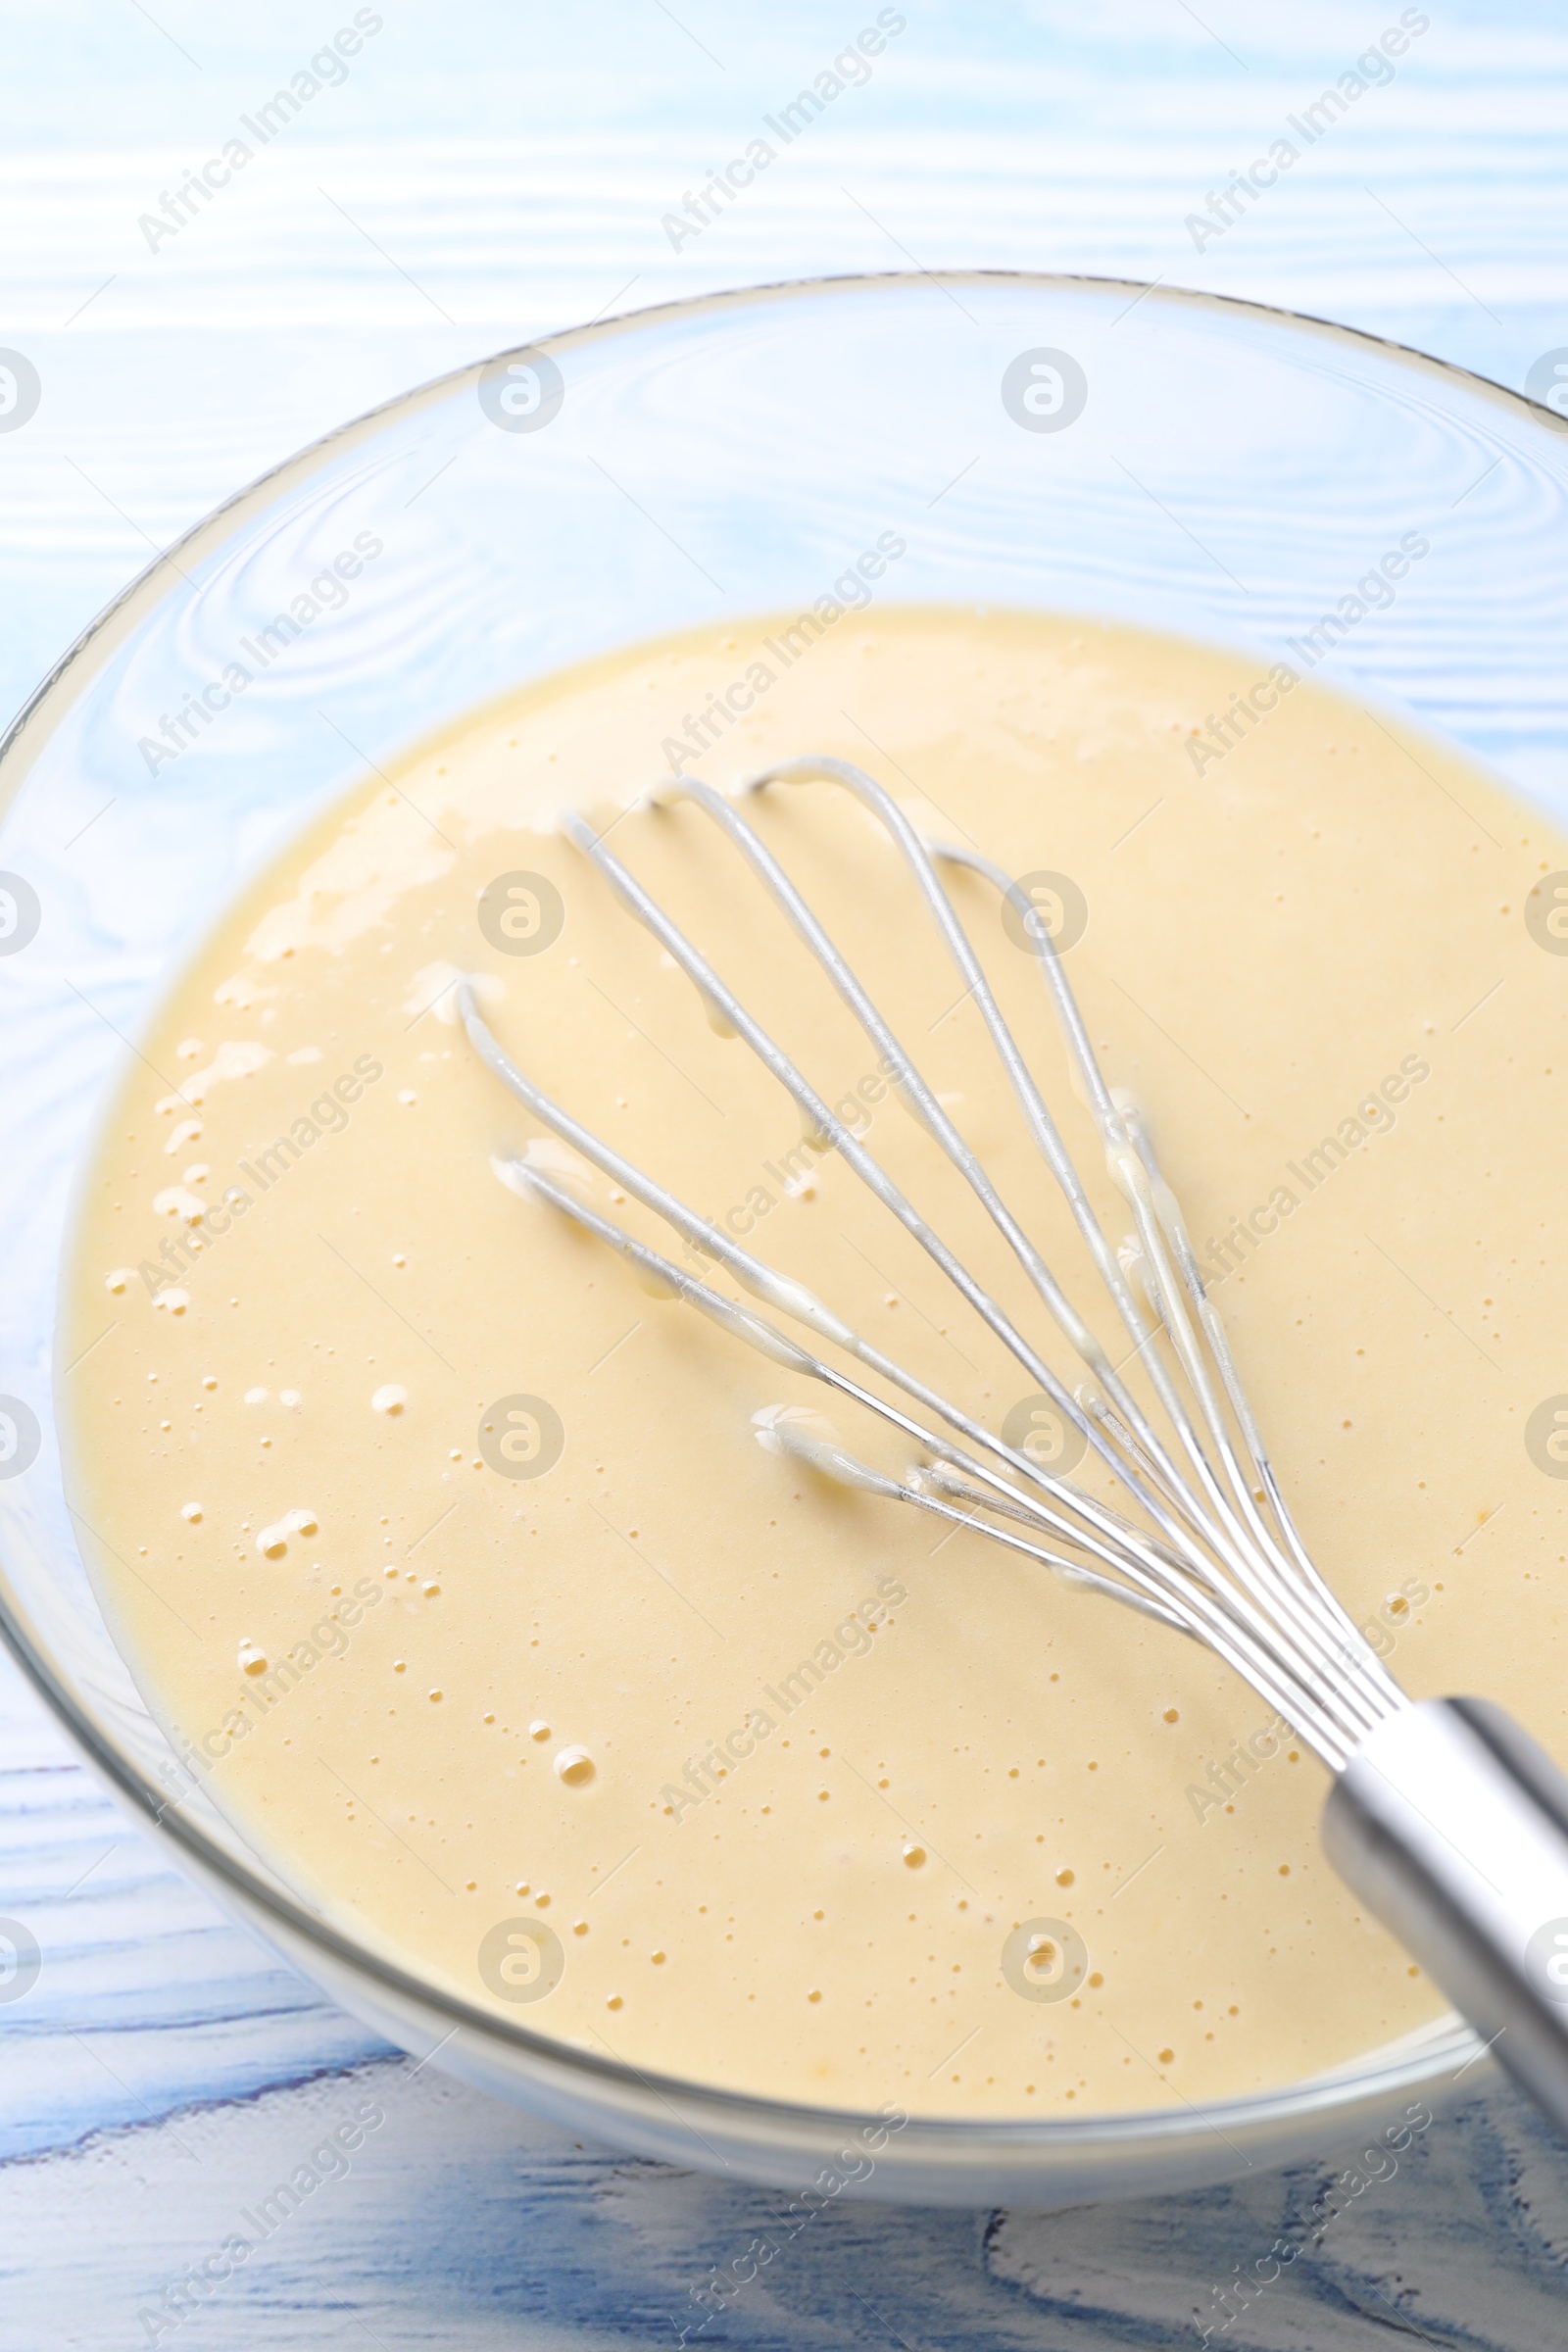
(2, 1, 1566, 2340)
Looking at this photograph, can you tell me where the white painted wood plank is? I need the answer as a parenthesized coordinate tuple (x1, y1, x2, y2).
(1, 2053, 1566, 2349)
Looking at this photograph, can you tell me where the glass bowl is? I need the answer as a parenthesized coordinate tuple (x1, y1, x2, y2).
(2, 272, 1564, 2208)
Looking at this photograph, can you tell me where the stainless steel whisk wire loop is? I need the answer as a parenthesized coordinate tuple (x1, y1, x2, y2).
(459, 751, 1568, 2143)
(671, 764, 1401, 1745)
(458, 754, 1407, 1772)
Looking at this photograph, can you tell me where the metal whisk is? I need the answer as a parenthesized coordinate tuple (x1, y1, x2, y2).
(459, 755, 1568, 2138)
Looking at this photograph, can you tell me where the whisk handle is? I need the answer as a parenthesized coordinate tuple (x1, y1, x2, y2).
(1323, 1696, 1568, 2136)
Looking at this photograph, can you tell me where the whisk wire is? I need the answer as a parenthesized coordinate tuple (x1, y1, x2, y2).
(649, 773, 1399, 1740)
(501, 1149, 1359, 1759)
(464, 757, 1410, 1772)
(688, 767, 1364, 1690)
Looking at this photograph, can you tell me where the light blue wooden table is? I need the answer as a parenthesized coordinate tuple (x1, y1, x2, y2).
(3, 3, 1567, 2341)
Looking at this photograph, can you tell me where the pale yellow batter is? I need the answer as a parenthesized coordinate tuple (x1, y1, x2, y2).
(59, 607, 1568, 2117)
